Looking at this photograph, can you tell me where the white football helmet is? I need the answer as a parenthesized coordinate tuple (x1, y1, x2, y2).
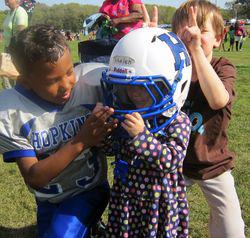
(101, 27, 192, 133)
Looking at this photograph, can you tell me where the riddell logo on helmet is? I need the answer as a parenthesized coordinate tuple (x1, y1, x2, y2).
(112, 67, 133, 75)
(112, 56, 135, 66)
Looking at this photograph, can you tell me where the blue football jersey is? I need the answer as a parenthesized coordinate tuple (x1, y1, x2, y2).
(0, 62, 108, 203)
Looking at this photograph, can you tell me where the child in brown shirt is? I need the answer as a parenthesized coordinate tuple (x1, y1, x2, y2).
(172, 1, 245, 237)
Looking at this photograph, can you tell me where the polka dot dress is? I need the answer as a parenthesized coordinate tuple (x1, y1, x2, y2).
(106, 112, 191, 238)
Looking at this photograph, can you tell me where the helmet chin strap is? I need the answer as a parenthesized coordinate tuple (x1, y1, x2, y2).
(145, 120, 151, 129)
(144, 110, 178, 134)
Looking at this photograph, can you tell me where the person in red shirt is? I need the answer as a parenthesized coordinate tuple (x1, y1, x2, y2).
(99, 0, 143, 40)
(234, 20, 245, 51)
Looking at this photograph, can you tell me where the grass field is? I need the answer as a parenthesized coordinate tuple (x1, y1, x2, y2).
(0, 37, 249, 238)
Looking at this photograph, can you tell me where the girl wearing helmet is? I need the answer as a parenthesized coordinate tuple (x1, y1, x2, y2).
(101, 27, 192, 237)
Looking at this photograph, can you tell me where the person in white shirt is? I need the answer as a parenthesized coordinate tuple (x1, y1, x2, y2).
(2, 0, 28, 89)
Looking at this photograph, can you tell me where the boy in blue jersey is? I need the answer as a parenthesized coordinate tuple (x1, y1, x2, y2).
(0, 24, 116, 238)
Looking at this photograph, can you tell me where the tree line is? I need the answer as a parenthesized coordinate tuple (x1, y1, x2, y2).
(225, 0, 250, 19)
(0, 1, 248, 33)
(0, 3, 176, 32)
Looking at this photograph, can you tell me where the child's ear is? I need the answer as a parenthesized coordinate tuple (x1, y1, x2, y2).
(19, 73, 32, 89)
(214, 34, 223, 48)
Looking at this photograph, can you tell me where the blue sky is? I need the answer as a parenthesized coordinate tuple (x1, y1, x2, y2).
(0, 0, 229, 11)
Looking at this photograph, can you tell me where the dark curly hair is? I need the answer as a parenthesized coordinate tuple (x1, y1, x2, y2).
(9, 24, 69, 76)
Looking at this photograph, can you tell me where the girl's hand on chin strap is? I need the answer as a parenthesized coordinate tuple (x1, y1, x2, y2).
(121, 112, 145, 138)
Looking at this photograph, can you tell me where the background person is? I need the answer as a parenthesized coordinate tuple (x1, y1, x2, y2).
(239, 24, 246, 51)
(219, 26, 228, 52)
(228, 24, 235, 51)
(234, 20, 244, 52)
(172, 1, 245, 237)
(99, 0, 143, 40)
(2, 0, 28, 89)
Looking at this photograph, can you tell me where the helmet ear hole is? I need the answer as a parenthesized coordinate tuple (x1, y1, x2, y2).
(181, 80, 188, 92)
(151, 35, 157, 43)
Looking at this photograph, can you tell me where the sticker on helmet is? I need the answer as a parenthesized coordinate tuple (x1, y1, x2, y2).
(112, 56, 135, 66)
(110, 66, 135, 76)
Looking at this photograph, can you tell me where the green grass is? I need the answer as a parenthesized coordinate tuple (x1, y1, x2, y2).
(69, 39, 82, 63)
(0, 38, 249, 238)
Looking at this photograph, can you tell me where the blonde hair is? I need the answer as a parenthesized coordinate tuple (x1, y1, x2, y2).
(172, 0, 224, 37)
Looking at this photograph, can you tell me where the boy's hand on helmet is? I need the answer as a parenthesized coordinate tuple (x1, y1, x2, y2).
(76, 104, 116, 148)
(92, 102, 105, 113)
(121, 112, 145, 138)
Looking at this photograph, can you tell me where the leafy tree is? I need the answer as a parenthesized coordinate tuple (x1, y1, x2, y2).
(144, 4, 176, 24)
(226, 0, 250, 18)
(0, 11, 7, 31)
(30, 3, 99, 32)
(220, 8, 232, 20)
(235, 0, 249, 4)
(29, 3, 178, 32)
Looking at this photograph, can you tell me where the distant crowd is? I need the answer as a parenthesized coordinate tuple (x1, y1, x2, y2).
(60, 30, 81, 41)
(220, 20, 248, 52)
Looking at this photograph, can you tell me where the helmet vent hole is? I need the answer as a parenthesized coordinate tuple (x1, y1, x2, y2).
(181, 80, 188, 92)
(151, 35, 157, 43)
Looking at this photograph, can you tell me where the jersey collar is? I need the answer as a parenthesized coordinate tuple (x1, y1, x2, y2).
(14, 82, 65, 112)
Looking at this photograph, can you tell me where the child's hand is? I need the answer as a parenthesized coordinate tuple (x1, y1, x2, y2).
(142, 4, 158, 27)
(180, 6, 201, 53)
(100, 13, 111, 22)
(121, 112, 145, 138)
(76, 103, 116, 148)
(92, 102, 105, 113)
